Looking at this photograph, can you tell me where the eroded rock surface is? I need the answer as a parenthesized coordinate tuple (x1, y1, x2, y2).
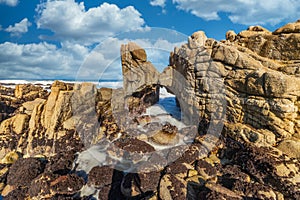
(0, 20, 300, 200)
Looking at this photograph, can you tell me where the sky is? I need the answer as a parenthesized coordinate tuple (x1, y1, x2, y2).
(0, 0, 299, 80)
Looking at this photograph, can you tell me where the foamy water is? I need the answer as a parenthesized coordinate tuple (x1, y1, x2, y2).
(0, 80, 123, 89)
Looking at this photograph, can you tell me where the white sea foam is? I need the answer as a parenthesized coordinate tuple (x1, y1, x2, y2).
(0, 80, 123, 89)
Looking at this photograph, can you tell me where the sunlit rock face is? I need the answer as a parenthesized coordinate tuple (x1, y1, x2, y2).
(0, 20, 300, 200)
(170, 21, 300, 145)
(121, 42, 160, 105)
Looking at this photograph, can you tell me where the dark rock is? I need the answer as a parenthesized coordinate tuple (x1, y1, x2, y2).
(88, 166, 114, 188)
(121, 171, 160, 198)
(29, 173, 84, 198)
(45, 152, 76, 175)
(28, 172, 56, 198)
(50, 174, 84, 195)
(109, 138, 155, 163)
(7, 157, 45, 187)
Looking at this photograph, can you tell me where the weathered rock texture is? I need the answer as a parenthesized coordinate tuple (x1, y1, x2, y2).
(0, 20, 300, 200)
(170, 21, 300, 146)
(121, 42, 160, 114)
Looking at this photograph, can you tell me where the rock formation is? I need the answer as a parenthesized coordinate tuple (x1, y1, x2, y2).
(121, 42, 160, 114)
(0, 20, 300, 199)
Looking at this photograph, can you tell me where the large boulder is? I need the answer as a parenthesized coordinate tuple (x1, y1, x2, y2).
(121, 42, 160, 107)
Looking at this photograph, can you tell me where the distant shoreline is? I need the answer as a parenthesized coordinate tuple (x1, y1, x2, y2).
(0, 79, 124, 89)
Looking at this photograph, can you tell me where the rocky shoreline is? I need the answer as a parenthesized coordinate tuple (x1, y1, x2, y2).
(0, 20, 299, 199)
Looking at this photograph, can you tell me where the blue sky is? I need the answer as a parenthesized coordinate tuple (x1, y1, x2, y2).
(0, 0, 299, 80)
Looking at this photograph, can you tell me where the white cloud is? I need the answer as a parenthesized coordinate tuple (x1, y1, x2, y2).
(5, 18, 32, 37)
(0, 36, 185, 80)
(77, 36, 186, 80)
(0, 42, 89, 79)
(0, 0, 18, 6)
(172, 0, 300, 25)
(36, 0, 145, 44)
(150, 0, 166, 7)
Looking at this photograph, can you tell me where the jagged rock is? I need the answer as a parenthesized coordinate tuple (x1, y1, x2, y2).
(0, 114, 29, 136)
(28, 172, 84, 199)
(121, 171, 160, 198)
(150, 122, 179, 145)
(108, 138, 155, 165)
(273, 19, 300, 34)
(233, 22, 300, 60)
(21, 98, 45, 115)
(226, 30, 237, 42)
(127, 41, 147, 61)
(159, 174, 187, 200)
(127, 85, 159, 114)
(45, 152, 76, 175)
(277, 139, 300, 159)
(2, 186, 27, 200)
(51, 80, 73, 91)
(1, 20, 300, 200)
(238, 25, 271, 38)
(0, 86, 20, 123)
(0, 151, 19, 165)
(15, 84, 48, 100)
(170, 27, 300, 142)
(88, 166, 114, 188)
(49, 174, 84, 195)
(0, 81, 96, 159)
(121, 42, 160, 109)
(6, 158, 45, 187)
(98, 87, 112, 101)
(188, 31, 207, 48)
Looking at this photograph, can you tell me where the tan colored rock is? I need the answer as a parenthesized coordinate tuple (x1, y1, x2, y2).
(51, 80, 73, 90)
(205, 182, 243, 199)
(150, 122, 178, 145)
(22, 98, 46, 115)
(188, 31, 207, 48)
(226, 30, 236, 42)
(170, 28, 300, 143)
(12, 114, 29, 134)
(277, 139, 300, 159)
(0, 151, 19, 164)
(98, 87, 112, 101)
(159, 174, 187, 200)
(15, 84, 47, 100)
(248, 25, 270, 33)
(0, 114, 29, 135)
(127, 41, 147, 61)
(121, 42, 159, 95)
(273, 20, 300, 34)
(121, 42, 160, 116)
(1, 185, 15, 197)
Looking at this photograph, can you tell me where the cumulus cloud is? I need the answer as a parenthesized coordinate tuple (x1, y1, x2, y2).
(77, 36, 186, 80)
(173, 0, 300, 25)
(0, 35, 186, 80)
(0, 0, 18, 6)
(36, 0, 145, 44)
(0, 38, 184, 80)
(150, 0, 166, 7)
(5, 18, 32, 37)
(0, 42, 89, 79)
